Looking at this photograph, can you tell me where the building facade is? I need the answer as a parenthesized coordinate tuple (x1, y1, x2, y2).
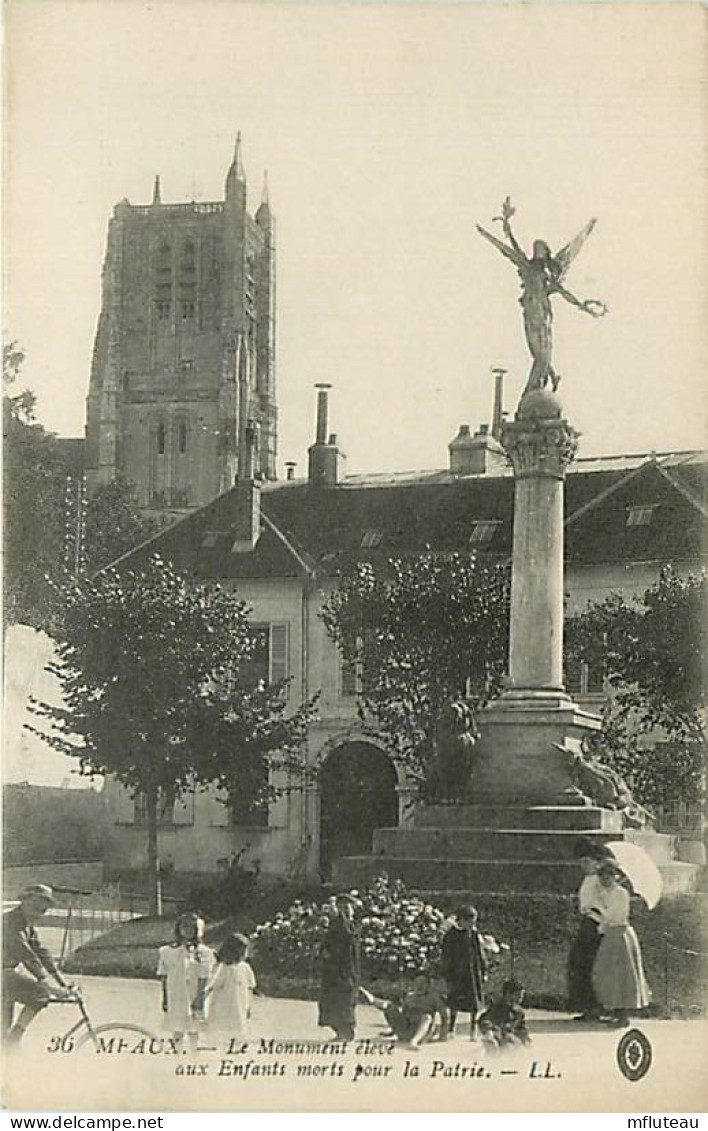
(85, 138, 277, 519)
(102, 391, 708, 884)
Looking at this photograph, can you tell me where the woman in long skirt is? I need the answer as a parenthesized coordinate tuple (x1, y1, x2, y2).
(592, 862, 650, 1027)
(318, 895, 360, 1041)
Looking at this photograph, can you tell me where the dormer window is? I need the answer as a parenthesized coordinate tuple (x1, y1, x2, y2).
(626, 505, 657, 527)
(469, 520, 501, 546)
(361, 529, 383, 549)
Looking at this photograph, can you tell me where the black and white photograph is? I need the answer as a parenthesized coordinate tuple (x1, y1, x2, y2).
(2, 0, 707, 1115)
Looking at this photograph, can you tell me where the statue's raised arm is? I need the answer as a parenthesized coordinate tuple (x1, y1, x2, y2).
(476, 197, 527, 269)
(477, 200, 607, 395)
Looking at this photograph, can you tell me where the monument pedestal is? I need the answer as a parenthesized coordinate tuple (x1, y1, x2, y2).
(470, 690, 601, 806)
(333, 391, 696, 896)
(333, 800, 623, 893)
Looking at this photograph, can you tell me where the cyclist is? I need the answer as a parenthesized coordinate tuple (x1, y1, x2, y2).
(2, 884, 71, 1047)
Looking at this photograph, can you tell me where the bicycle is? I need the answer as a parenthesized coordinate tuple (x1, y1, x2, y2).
(39, 985, 158, 1055)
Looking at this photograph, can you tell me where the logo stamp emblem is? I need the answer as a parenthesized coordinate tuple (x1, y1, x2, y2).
(616, 1028, 653, 1082)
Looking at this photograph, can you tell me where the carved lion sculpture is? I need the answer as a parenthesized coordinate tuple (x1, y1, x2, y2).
(429, 699, 480, 803)
(555, 742, 653, 828)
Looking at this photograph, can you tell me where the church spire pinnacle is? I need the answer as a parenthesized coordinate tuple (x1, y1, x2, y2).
(152, 174, 161, 205)
(225, 133, 247, 202)
(231, 132, 246, 182)
(256, 169, 272, 228)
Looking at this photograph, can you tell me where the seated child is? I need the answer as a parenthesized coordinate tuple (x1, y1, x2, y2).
(478, 979, 531, 1054)
(361, 974, 449, 1049)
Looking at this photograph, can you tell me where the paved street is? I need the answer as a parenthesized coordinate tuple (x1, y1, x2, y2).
(3, 975, 707, 1113)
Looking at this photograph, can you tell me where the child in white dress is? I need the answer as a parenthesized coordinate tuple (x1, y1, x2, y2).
(207, 933, 257, 1039)
(157, 913, 215, 1051)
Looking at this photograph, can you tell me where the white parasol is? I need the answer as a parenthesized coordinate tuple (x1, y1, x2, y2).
(605, 840, 663, 909)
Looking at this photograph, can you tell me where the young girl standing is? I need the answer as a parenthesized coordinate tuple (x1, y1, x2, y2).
(157, 912, 215, 1051)
(207, 933, 257, 1039)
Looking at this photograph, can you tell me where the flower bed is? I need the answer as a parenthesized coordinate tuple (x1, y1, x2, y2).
(252, 874, 505, 983)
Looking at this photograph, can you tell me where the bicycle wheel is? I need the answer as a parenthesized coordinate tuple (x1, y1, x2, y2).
(74, 1022, 159, 1055)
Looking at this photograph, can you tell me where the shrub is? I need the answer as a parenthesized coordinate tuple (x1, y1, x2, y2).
(252, 873, 504, 981)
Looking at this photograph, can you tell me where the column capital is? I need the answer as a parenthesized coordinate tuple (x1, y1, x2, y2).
(502, 392, 579, 480)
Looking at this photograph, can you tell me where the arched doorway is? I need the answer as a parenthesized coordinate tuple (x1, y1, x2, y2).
(319, 741, 398, 881)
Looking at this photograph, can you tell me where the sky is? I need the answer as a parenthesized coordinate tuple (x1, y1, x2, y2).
(4, 1, 708, 480)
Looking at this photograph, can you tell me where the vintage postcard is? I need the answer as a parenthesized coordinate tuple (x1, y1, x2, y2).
(3, 0, 707, 1115)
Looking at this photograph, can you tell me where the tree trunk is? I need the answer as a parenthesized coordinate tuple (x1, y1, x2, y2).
(145, 787, 163, 917)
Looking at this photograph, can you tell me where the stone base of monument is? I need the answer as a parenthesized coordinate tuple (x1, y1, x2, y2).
(332, 803, 700, 896)
(468, 690, 603, 807)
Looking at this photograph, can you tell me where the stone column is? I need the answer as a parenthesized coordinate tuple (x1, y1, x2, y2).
(501, 388, 579, 694)
(472, 387, 600, 805)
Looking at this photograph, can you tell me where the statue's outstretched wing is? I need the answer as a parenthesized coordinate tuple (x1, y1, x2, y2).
(554, 218, 597, 282)
(476, 225, 526, 269)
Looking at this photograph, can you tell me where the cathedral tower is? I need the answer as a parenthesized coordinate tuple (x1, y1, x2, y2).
(85, 137, 277, 516)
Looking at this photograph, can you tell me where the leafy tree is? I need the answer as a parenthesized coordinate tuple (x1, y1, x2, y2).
(83, 475, 163, 574)
(3, 340, 35, 423)
(321, 554, 510, 783)
(565, 568, 706, 810)
(3, 343, 70, 628)
(27, 556, 318, 913)
(3, 342, 158, 627)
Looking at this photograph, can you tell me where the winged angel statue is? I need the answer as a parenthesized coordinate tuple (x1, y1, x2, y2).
(477, 198, 607, 395)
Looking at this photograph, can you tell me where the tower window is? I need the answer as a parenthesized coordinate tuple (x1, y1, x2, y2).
(179, 422, 187, 453)
(154, 243, 172, 318)
(181, 302, 195, 320)
(157, 424, 166, 455)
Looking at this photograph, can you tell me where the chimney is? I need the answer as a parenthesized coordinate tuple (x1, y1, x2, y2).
(285, 461, 297, 481)
(231, 421, 261, 552)
(308, 386, 345, 486)
(449, 422, 504, 475)
(491, 367, 506, 440)
(315, 382, 331, 444)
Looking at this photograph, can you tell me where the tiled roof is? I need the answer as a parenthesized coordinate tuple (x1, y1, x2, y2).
(114, 450, 708, 581)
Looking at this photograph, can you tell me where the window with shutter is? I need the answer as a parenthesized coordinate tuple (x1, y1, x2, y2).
(269, 622, 289, 685)
(172, 792, 195, 826)
(113, 783, 136, 824)
(132, 790, 193, 827)
(209, 787, 231, 827)
(341, 656, 358, 697)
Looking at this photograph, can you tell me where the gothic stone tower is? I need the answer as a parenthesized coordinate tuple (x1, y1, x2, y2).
(84, 137, 277, 516)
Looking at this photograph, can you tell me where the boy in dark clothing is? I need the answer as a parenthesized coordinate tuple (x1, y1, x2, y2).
(440, 905, 488, 1039)
(478, 979, 531, 1054)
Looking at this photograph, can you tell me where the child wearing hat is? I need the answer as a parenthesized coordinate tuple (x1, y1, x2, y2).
(2, 884, 72, 1046)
